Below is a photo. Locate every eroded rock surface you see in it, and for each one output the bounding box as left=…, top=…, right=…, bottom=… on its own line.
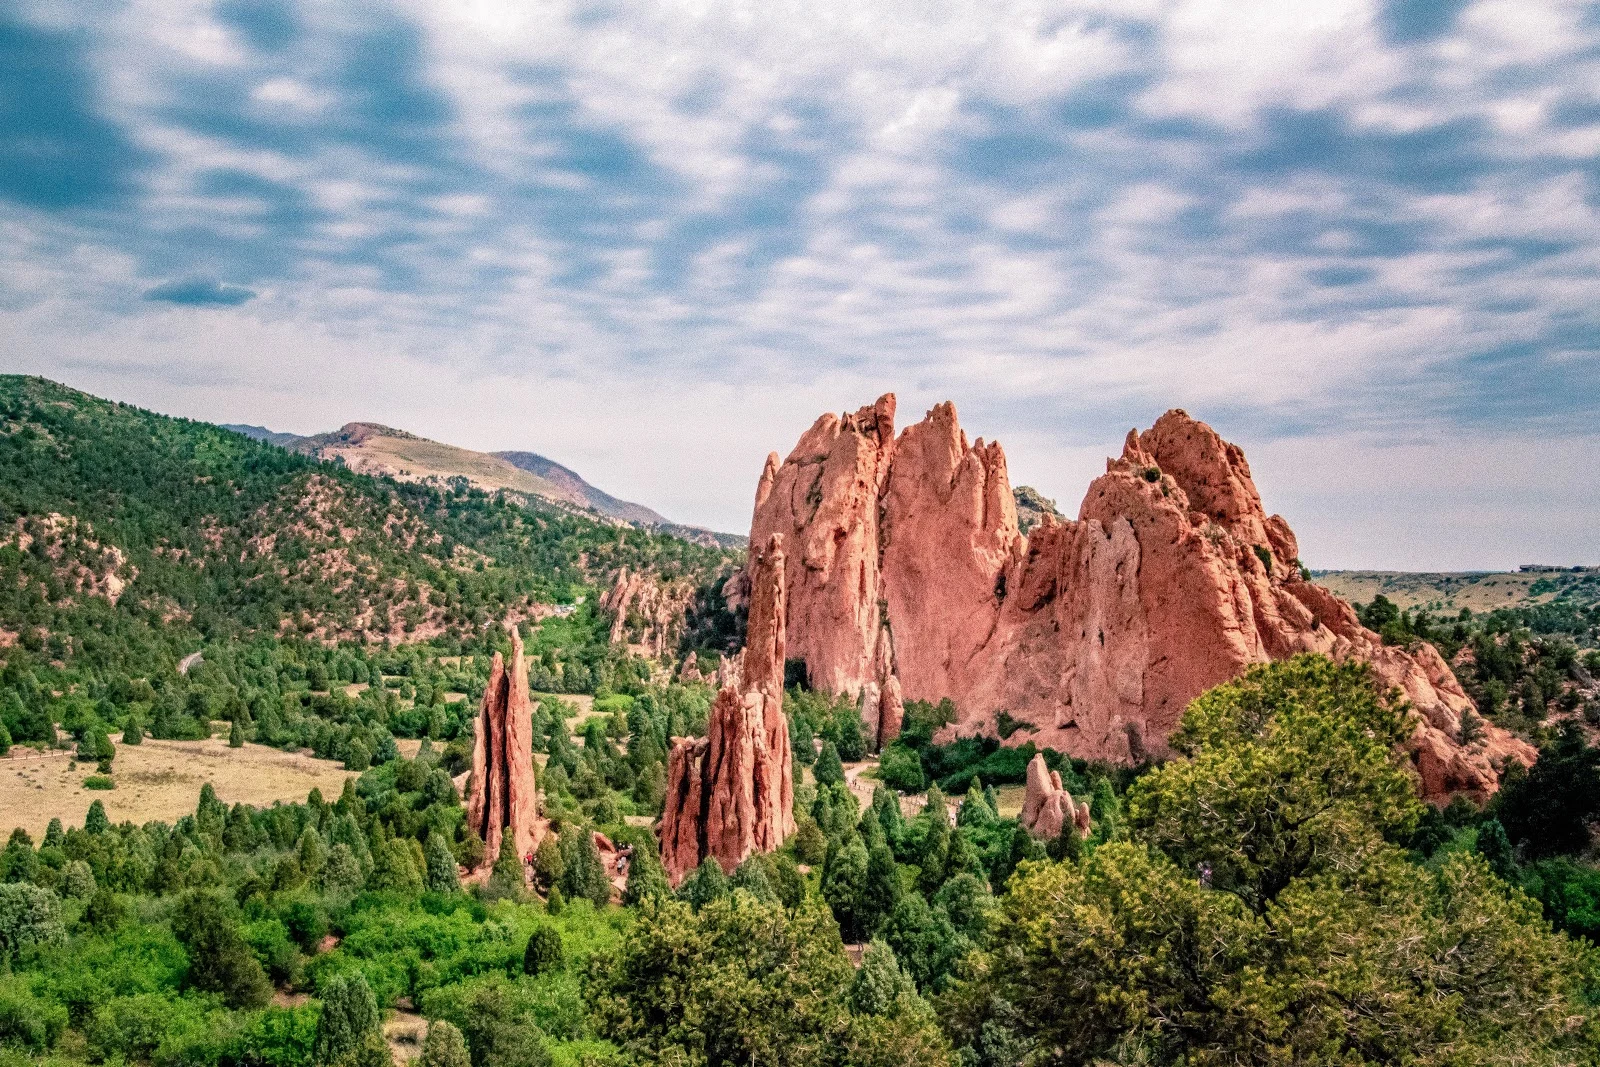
left=749, top=396, right=1534, bottom=801
left=466, top=627, right=548, bottom=866
left=600, top=568, right=695, bottom=658
left=1019, top=752, right=1091, bottom=840
left=659, top=535, right=795, bottom=885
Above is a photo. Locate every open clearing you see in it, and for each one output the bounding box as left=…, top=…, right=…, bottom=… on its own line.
left=0, top=738, right=356, bottom=839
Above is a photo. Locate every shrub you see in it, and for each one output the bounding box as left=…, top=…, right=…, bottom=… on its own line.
left=421, top=1020, right=471, bottom=1067
left=878, top=744, right=924, bottom=793
left=0, top=974, right=68, bottom=1050
left=171, top=891, right=273, bottom=1008
left=83, top=774, right=116, bottom=790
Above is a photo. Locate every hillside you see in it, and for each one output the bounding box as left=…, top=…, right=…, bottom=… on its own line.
left=225, top=421, right=743, bottom=548
left=0, top=376, right=737, bottom=676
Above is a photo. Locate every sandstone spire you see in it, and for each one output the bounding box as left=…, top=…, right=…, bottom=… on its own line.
left=749, top=396, right=1534, bottom=802
left=659, top=534, right=795, bottom=885
left=466, top=626, right=547, bottom=866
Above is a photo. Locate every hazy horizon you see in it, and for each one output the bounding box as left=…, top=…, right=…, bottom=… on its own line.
left=3, top=0, right=1597, bottom=570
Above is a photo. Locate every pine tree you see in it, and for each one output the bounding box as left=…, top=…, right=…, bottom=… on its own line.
left=523, top=925, right=564, bottom=976
left=850, top=939, right=917, bottom=1015
left=485, top=834, right=525, bottom=901
left=424, top=832, right=459, bottom=893
left=0, top=719, right=10, bottom=757
left=681, top=856, right=729, bottom=911
left=229, top=719, right=245, bottom=748
left=560, top=830, right=611, bottom=907
left=1476, top=818, right=1518, bottom=882
left=121, top=713, right=142, bottom=745
left=313, top=972, right=382, bottom=1066
left=84, top=799, right=109, bottom=835
left=814, top=741, right=845, bottom=786
left=621, top=840, right=670, bottom=905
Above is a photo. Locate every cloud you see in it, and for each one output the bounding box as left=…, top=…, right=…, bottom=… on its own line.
left=0, top=0, right=1596, bottom=563
left=143, top=278, right=258, bottom=307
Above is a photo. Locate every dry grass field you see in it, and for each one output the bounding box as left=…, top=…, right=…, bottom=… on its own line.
left=0, top=738, right=356, bottom=840
left=1311, top=570, right=1563, bottom=613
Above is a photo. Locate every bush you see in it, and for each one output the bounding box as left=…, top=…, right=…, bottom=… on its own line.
left=0, top=975, right=68, bottom=1050
left=171, top=891, right=273, bottom=1008
left=421, top=1020, right=471, bottom=1067
left=83, top=774, right=116, bottom=790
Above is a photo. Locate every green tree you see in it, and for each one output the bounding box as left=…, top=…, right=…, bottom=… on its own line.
left=590, top=895, right=855, bottom=1067
left=0, top=882, right=66, bottom=960
left=229, top=718, right=245, bottom=748
left=622, top=838, right=670, bottom=905
left=814, top=741, right=845, bottom=786
left=559, top=830, right=611, bottom=908
left=850, top=939, right=917, bottom=1015
left=120, top=712, right=142, bottom=746
left=421, top=1020, right=471, bottom=1067
left=680, top=855, right=729, bottom=911
left=522, top=925, right=563, bottom=976
left=84, top=799, right=109, bottom=835
left=484, top=834, right=525, bottom=902
left=424, top=831, right=460, bottom=893
left=1127, top=655, right=1420, bottom=913
left=314, top=972, right=382, bottom=1066
left=368, top=838, right=423, bottom=893
left=531, top=836, right=563, bottom=893
left=455, top=981, right=552, bottom=1067
left=1475, top=817, right=1518, bottom=882
left=172, top=891, right=273, bottom=1008
left=0, top=719, right=10, bottom=756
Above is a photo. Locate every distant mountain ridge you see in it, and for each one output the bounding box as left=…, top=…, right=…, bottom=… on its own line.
left=222, top=421, right=744, bottom=548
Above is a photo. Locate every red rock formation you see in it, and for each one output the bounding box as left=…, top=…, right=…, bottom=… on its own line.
left=1019, top=753, right=1091, bottom=840
left=749, top=397, right=1534, bottom=801
left=600, top=568, right=694, bottom=658
left=466, top=627, right=547, bottom=866
left=659, top=534, right=795, bottom=885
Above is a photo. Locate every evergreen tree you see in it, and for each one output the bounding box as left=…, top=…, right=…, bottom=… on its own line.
left=121, top=713, right=142, bottom=745
left=560, top=830, right=611, bottom=907
left=172, top=891, right=272, bottom=1008
left=822, top=835, right=871, bottom=941
left=850, top=939, right=917, bottom=1015
left=368, top=837, right=423, bottom=893
left=814, top=741, right=845, bottom=786
left=485, top=834, right=525, bottom=901
left=229, top=719, right=245, bottom=748
left=0, top=718, right=10, bottom=757
left=731, top=856, right=780, bottom=903
left=622, top=840, right=670, bottom=906
left=532, top=836, right=564, bottom=892
left=421, top=1020, right=471, bottom=1067
left=1477, top=818, right=1518, bottom=883
left=523, top=925, right=564, bottom=976
left=314, top=972, right=382, bottom=1066
left=681, top=856, right=728, bottom=911
left=425, top=831, right=460, bottom=893
left=861, top=839, right=902, bottom=937
left=84, top=799, right=109, bottom=835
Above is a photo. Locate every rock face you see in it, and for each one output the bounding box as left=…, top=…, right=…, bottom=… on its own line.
left=1019, top=753, right=1091, bottom=840
left=749, top=396, right=1534, bottom=801
left=466, top=627, right=547, bottom=866
left=659, top=535, right=795, bottom=885
left=600, top=568, right=695, bottom=658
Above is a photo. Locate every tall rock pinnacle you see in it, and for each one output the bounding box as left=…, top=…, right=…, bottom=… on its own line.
left=659, top=534, right=795, bottom=885
left=466, top=625, right=547, bottom=866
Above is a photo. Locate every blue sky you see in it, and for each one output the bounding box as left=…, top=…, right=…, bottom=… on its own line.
left=1, top=0, right=1597, bottom=568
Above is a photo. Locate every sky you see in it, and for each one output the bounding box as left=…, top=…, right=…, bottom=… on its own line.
left=1, top=0, right=1597, bottom=570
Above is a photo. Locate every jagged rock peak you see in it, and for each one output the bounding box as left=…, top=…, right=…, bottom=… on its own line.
left=748, top=397, right=1535, bottom=803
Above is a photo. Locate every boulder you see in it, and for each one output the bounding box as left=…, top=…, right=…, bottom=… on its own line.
left=1019, top=752, right=1090, bottom=840
left=748, top=396, right=1535, bottom=802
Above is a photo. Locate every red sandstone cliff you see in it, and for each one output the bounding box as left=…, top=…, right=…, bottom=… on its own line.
left=659, top=534, right=795, bottom=884
left=599, top=568, right=696, bottom=659
left=749, top=397, right=1534, bottom=801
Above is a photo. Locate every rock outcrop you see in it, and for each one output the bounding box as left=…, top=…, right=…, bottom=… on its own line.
left=599, top=568, right=695, bottom=658
left=748, top=396, right=1534, bottom=801
left=659, top=535, right=796, bottom=885
left=466, top=627, right=547, bottom=866
left=1019, top=753, right=1091, bottom=840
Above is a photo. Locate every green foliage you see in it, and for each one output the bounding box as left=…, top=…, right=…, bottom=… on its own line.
left=1494, top=720, right=1600, bottom=858
left=0, top=974, right=68, bottom=1050
left=523, top=926, right=564, bottom=977
left=422, top=1019, right=472, bottom=1067
left=679, top=856, right=729, bottom=912
left=485, top=835, right=526, bottom=902
left=850, top=939, right=917, bottom=1016
left=813, top=741, right=844, bottom=786
left=171, top=891, right=273, bottom=1008
left=953, top=655, right=1594, bottom=1066
left=82, top=774, right=115, bottom=790
left=1128, top=655, right=1420, bottom=912
left=0, top=883, right=66, bottom=961
left=425, top=831, right=461, bottom=893
left=558, top=831, right=611, bottom=909
left=313, top=972, right=382, bottom=1066
left=877, top=742, right=924, bottom=792
left=84, top=799, right=109, bottom=834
